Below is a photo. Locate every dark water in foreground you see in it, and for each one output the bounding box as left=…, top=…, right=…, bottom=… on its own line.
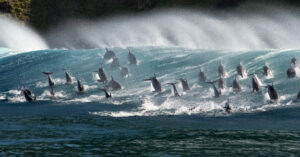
left=0, top=104, right=299, bottom=156
left=0, top=47, right=300, bottom=156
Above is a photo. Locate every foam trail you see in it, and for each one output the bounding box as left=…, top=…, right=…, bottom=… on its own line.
left=0, top=15, right=48, bottom=51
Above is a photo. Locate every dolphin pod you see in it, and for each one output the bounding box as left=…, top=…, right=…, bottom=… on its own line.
left=18, top=50, right=300, bottom=114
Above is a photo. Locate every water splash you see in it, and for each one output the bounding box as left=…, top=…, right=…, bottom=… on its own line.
left=48, top=7, right=300, bottom=50
left=0, top=15, right=48, bottom=51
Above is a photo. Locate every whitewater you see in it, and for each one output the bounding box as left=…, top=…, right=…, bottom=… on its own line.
left=0, top=7, right=300, bottom=156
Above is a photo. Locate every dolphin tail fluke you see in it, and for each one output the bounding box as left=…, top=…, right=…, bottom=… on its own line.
left=167, top=82, right=177, bottom=86
left=143, top=78, right=152, bottom=81
left=43, top=72, right=53, bottom=75
left=206, top=80, right=217, bottom=84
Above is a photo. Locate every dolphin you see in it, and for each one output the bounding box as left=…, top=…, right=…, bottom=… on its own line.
left=106, top=76, right=122, bottom=90
left=127, top=49, right=138, bottom=65
left=64, top=69, right=73, bottom=85
left=236, top=62, right=245, bottom=78
left=224, top=99, right=232, bottom=113
left=232, top=76, right=241, bottom=92
left=144, top=74, right=162, bottom=92
left=178, top=78, right=190, bottom=91
left=104, top=48, right=116, bottom=60
left=218, top=77, right=225, bottom=89
left=120, top=66, right=129, bottom=78
left=199, top=69, right=207, bottom=82
left=266, top=84, right=279, bottom=101
left=42, top=72, right=55, bottom=96
left=262, top=63, right=271, bottom=77
left=287, top=64, right=296, bottom=78
left=291, top=57, right=297, bottom=66
left=111, top=57, right=120, bottom=68
left=296, top=90, right=300, bottom=101
left=250, top=73, right=260, bottom=92
left=77, top=79, right=85, bottom=92
left=100, top=88, right=112, bottom=98
left=21, top=89, right=36, bottom=102
left=168, top=82, right=180, bottom=97
left=208, top=77, right=225, bottom=90
left=94, top=65, right=108, bottom=83
left=218, top=61, right=226, bottom=77
left=207, top=82, right=221, bottom=98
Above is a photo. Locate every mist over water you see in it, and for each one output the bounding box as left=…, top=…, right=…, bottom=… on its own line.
left=0, top=15, right=48, bottom=51
left=47, top=7, right=300, bottom=50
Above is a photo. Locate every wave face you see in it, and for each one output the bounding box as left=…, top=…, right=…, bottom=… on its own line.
left=0, top=15, right=48, bottom=51
left=1, top=48, right=300, bottom=155
left=1, top=47, right=300, bottom=118
left=48, top=7, right=300, bottom=50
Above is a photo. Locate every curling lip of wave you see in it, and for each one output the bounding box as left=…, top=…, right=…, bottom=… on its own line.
left=47, top=7, right=300, bottom=50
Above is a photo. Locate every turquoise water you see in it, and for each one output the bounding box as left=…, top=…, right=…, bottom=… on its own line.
left=0, top=47, right=300, bottom=156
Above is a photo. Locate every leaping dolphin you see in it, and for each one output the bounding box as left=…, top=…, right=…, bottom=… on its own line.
left=127, top=49, right=138, bottom=65
left=178, top=78, right=190, bottom=91
left=168, top=82, right=180, bottom=97
left=207, top=82, right=221, bottom=98
left=42, top=72, right=55, bottom=96
left=106, top=76, right=122, bottom=90
left=265, top=84, right=279, bottom=102
left=218, top=61, right=226, bottom=77
left=236, top=62, right=246, bottom=78
left=199, top=69, right=207, bottom=82
left=232, top=76, right=241, bottom=92
left=287, top=64, right=296, bottom=78
left=291, top=57, right=297, bottom=66
left=120, top=66, right=129, bottom=78
left=262, top=63, right=271, bottom=77
left=104, top=48, right=116, bottom=60
left=208, top=77, right=225, bottom=90
left=64, top=69, right=73, bottom=85
left=77, top=79, right=85, bottom=92
left=218, top=77, right=225, bottom=89
left=94, top=64, right=108, bottom=83
left=224, top=99, right=232, bottom=113
left=111, top=57, right=120, bottom=68
left=250, top=73, right=260, bottom=92
left=21, top=89, right=36, bottom=102
left=144, top=74, right=162, bottom=92
left=100, top=88, right=112, bottom=98
left=296, top=90, right=300, bottom=101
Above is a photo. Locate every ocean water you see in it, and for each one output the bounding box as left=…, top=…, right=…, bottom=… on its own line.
left=0, top=47, right=300, bottom=156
